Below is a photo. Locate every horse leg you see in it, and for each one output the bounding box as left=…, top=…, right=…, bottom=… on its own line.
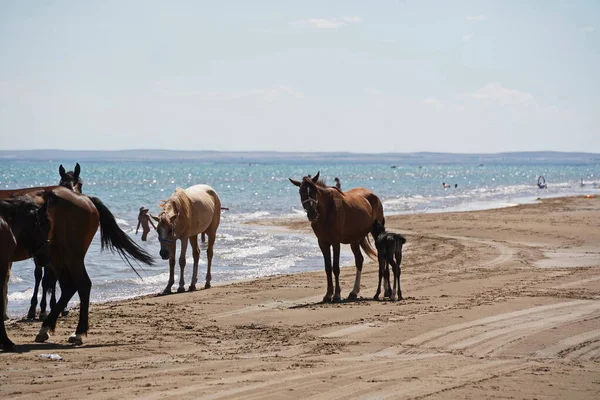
left=318, top=240, right=333, bottom=303
left=348, top=242, right=364, bottom=299
left=162, top=244, right=176, bottom=294
left=384, top=253, right=393, bottom=298
left=3, top=263, right=10, bottom=322
left=27, top=259, right=43, bottom=320
left=40, top=268, right=51, bottom=319
left=1, top=260, right=14, bottom=350
left=68, top=260, right=91, bottom=345
left=204, top=231, right=216, bottom=289
left=332, top=243, right=342, bottom=302
left=188, top=235, right=200, bottom=291
left=177, top=238, right=189, bottom=293
left=46, top=269, right=63, bottom=316
left=396, top=251, right=403, bottom=301
left=373, top=255, right=385, bottom=300
left=36, top=271, right=77, bottom=343
left=387, top=257, right=399, bottom=301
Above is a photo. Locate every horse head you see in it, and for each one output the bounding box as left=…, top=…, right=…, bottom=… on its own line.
left=371, top=218, right=386, bottom=239
left=58, top=163, right=83, bottom=193
left=289, top=171, right=321, bottom=222
left=152, top=206, right=178, bottom=260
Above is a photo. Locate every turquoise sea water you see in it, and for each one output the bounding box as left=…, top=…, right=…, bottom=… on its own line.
left=2, top=159, right=599, bottom=317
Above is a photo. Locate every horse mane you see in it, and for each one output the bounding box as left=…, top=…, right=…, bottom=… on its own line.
left=161, top=188, right=192, bottom=222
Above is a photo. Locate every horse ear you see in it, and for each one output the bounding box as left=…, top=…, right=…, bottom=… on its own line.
left=74, top=163, right=81, bottom=179
left=312, top=171, right=320, bottom=183
left=59, top=165, right=66, bottom=179
left=289, top=178, right=301, bottom=187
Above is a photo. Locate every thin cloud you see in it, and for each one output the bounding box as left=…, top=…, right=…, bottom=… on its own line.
left=581, top=26, right=595, bottom=32
left=228, top=86, right=304, bottom=102
left=295, top=16, right=362, bottom=29
left=460, top=82, right=534, bottom=105
left=422, top=98, right=445, bottom=110
left=462, top=34, right=474, bottom=41
left=466, top=15, right=488, bottom=21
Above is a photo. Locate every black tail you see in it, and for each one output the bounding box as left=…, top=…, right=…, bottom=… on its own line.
left=90, top=197, right=154, bottom=278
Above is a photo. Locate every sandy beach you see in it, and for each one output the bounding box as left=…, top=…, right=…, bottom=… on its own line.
left=2, top=195, right=600, bottom=399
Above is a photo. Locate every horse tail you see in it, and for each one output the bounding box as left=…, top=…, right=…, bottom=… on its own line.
left=360, top=235, right=377, bottom=261
left=89, top=197, right=154, bottom=278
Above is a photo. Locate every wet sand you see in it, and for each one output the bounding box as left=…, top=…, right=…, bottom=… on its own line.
left=2, top=196, right=600, bottom=399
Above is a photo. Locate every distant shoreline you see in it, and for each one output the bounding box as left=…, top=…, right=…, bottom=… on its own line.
left=1, top=149, right=599, bottom=165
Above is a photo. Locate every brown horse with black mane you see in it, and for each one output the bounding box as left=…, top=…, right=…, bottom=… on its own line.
left=289, top=172, right=384, bottom=302
left=1, top=186, right=154, bottom=351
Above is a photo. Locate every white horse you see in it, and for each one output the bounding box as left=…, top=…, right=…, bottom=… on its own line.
left=153, top=185, right=221, bottom=294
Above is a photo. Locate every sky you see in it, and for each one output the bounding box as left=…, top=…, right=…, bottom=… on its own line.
left=0, top=0, right=598, bottom=153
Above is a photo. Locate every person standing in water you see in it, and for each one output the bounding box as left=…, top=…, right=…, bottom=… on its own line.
left=334, top=177, right=341, bottom=190
left=136, top=206, right=156, bottom=241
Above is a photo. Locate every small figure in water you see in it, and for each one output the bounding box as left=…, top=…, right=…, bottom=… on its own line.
left=454, top=183, right=458, bottom=188
left=442, top=182, right=451, bottom=189
left=136, top=206, right=156, bottom=241
left=334, top=177, right=341, bottom=190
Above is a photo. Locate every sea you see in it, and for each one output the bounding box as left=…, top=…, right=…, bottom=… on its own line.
left=2, top=155, right=599, bottom=318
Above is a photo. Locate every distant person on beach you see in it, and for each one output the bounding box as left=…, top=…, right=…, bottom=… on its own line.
left=136, top=206, right=156, bottom=241
left=334, top=177, right=341, bottom=190
left=454, top=183, right=458, bottom=188
left=442, top=182, right=451, bottom=189
left=581, top=178, right=586, bottom=188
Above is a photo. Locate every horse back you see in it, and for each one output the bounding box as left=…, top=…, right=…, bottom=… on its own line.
left=45, top=187, right=99, bottom=256
left=0, top=186, right=58, bottom=202
left=183, top=185, right=221, bottom=235
left=314, top=186, right=383, bottom=244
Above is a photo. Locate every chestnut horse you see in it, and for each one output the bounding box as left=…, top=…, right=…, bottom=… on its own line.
left=1, top=186, right=154, bottom=350
left=289, top=172, right=384, bottom=302
left=153, top=185, right=221, bottom=294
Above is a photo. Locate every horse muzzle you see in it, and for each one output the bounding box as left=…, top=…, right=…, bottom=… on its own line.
left=159, top=249, right=170, bottom=260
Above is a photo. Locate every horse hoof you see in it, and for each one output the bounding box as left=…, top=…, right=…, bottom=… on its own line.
left=39, top=312, right=48, bottom=320
left=332, top=295, right=342, bottom=303
left=68, top=334, right=83, bottom=346
left=204, top=283, right=211, bottom=289
left=177, top=287, right=186, bottom=293
left=26, top=311, right=36, bottom=320
left=347, top=292, right=358, bottom=300
left=373, top=295, right=380, bottom=300
left=161, top=289, right=172, bottom=295
left=35, top=331, right=50, bottom=343
left=188, top=285, right=196, bottom=292
left=322, top=295, right=332, bottom=303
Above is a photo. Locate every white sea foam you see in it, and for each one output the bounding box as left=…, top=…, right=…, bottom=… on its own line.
left=8, top=288, right=34, bottom=301
left=115, top=217, right=129, bottom=226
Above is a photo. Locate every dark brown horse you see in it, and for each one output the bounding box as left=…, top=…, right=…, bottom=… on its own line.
left=0, top=163, right=82, bottom=321
left=1, top=186, right=154, bottom=350
left=289, top=172, right=384, bottom=302
left=372, top=219, right=406, bottom=301
left=30, top=163, right=83, bottom=319
left=0, top=196, right=50, bottom=350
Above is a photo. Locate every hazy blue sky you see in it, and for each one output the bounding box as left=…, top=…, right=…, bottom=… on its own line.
left=1, top=1, right=598, bottom=153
